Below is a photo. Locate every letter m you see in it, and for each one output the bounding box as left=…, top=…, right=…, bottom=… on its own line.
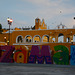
left=28, top=45, right=52, bottom=64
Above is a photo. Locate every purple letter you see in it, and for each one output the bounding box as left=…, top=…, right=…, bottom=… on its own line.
left=28, top=45, right=52, bottom=64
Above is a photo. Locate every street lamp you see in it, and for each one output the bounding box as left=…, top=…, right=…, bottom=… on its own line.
left=7, top=17, right=13, bottom=45
left=4, top=37, right=7, bottom=42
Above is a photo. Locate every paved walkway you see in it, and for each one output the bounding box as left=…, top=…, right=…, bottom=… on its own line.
left=0, top=63, right=75, bottom=75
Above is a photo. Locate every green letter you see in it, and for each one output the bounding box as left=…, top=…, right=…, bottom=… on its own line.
left=53, top=45, right=69, bottom=65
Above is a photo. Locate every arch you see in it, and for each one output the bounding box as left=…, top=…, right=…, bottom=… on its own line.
left=33, top=35, right=41, bottom=42
left=25, top=35, right=32, bottom=43
left=16, top=35, right=23, bottom=43
left=42, top=35, right=49, bottom=42
left=58, top=33, right=64, bottom=42
left=58, top=33, right=64, bottom=37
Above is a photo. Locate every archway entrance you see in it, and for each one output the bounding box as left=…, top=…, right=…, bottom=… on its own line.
left=58, top=33, right=64, bottom=42
left=42, top=35, right=49, bottom=42
left=17, top=35, right=23, bottom=43
left=25, top=35, right=32, bottom=43
left=33, top=35, right=41, bottom=43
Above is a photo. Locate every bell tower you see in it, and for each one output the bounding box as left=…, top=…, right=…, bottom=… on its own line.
left=35, top=18, right=40, bottom=29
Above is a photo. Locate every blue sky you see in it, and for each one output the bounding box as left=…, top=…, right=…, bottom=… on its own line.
left=0, top=0, right=75, bottom=29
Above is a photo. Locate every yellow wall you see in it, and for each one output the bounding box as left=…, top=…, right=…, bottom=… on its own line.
left=0, top=28, right=75, bottom=45
left=0, top=42, right=6, bottom=46
left=0, top=18, right=75, bottom=45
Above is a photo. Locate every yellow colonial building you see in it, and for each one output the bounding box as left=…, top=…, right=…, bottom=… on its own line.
left=0, top=18, right=75, bottom=63
left=0, top=18, right=75, bottom=46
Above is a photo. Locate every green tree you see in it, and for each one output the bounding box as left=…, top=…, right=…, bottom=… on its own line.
left=0, top=24, right=2, bottom=33
left=0, top=24, right=2, bottom=29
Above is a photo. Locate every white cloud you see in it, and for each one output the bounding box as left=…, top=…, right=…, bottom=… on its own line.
left=26, top=0, right=63, bottom=7
left=2, top=0, right=75, bottom=28
left=11, top=20, right=28, bottom=28
left=18, top=0, right=75, bottom=19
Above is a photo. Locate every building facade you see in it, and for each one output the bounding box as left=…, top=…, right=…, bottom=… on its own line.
left=0, top=18, right=75, bottom=64
left=0, top=18, right=75, bottom=45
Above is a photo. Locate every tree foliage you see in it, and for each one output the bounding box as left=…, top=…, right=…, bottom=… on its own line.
left=0, top=24, right=2, bottom=33
left=0, top=24, right=2, bottom=29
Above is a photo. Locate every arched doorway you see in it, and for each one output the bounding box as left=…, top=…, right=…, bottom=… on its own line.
left=42, top=35, right=49, bottom=42
left=33, top=35, right=41, bottom=42
left=25, top=35, right=32, bottom=43
left=16, top=35, right=23, bottom=43
left=58, top=33, right=64, bottom=42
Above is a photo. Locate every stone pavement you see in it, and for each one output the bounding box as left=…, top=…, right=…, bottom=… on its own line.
left=0, top=63, right=75, bottom=75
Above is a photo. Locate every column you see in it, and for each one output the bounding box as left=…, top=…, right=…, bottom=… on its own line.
left=55, top=36, right=58, bottom=43
left=64, top=35, right=66, bottom=42
left=70, top=35, right=73, bottom=42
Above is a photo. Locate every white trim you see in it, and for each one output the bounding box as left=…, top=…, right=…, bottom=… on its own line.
left=13, top=42, right=69, bottom=45
left=13, top=43, right=41, bottom=45
left=13, top=42, right=50, bottom=45
left=12, top=28, right=73, bottom=32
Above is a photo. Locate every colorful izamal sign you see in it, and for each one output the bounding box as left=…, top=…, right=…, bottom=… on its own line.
left=0, top=45, right=75, bottom=65
left=70, top=45, right=75, bottom=65
left=53, top=45, right=69, bottom=65
left=28, top=45, right=52, bottom=64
